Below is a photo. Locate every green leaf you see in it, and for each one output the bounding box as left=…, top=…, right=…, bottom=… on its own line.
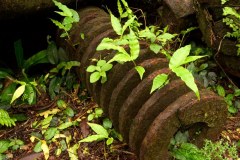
left=169, top=45, right=191, bottom=69
left=24, top=84, right=36, bottom=105
left=97, top=60, right=106, bottom=67
left=44, top=127, right=58, bottom=140
left=101, top=63, right=113, bottom=72
left=90, top=72, right=101, bottom=83
left=88, top=122, right=108, bottom=137
left=122, top=16, right=136, bottom=34
left=97, top=38, right=127, bottom=54
left=67, top=144, right=79, bottom=160
left=150, top=43, right=162, bottom=54
left=41, top=116, right=53, bottom=129
left=23, top=50, right=49, bottom=70
left=117, top=0, right=123, bottom=17
left=52, top=0, right=72, bottom=17
left=228, top=106, right=238, bottom=114
left=50, top=19, right=66, bottom=30
left=58, top=121, right=73, bottom=130
left=0, top=140, right=10, bottom=153
left=128, top=29, right=140, bottom=60
left=172, top=66, right=200, bottom=99
left=106, top=137, right=114, bottom=145
left=0, top=70, right=11, bottom=79
left=216, top=85, right=226, bottom=97
left=157, top=33, right=175, bottom=42
left=181, top=56, right=206, bottom=66
left=70, top=9, right=80, bottom=22
left=135, top=66, right=145, bottom=80
left=150, top=74, right=168, bottom=93
left=64, top=61, right=80, bottom=70
left=33, top=141, right=42, bottom=153
left=14, top=39, right=24, bottom=68
left=109, top=11, right=122, bottom=35
left=79, top=135, right=107, bottom=143
left=109, top=53, right=132, bottom=63
left=47, top=42, right=59, bottom=64
left=103, top=118, right=112, bottom=129
left=64, top=107, right=75, bottom=117
left=10, top=84, right=26, bottom=104
left=86, top=65, right=96, bottom=72
left=223, top=7, right=240, bottom=19
left=1, top=83, right=17, bottom=103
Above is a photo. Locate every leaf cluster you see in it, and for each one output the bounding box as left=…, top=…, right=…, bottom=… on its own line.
left=50, top=0, right=80, bottom=38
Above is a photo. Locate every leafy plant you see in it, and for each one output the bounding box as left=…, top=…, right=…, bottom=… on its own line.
left=80, top=118, right=122, bottom=146
left=87, top=107, right=103, bottom=121
left=50, top=0, right=80, bottom=38
left=222, top=4, right=240, bottom=55
left=0, top=109, right=16, bottom=127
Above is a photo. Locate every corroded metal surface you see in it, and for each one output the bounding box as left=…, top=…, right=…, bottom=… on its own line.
left=59, top=7, right=228, bottom=160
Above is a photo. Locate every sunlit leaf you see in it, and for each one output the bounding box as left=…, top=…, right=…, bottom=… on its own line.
left=67, top=144, right=79, bottom=160
left=33, top=141, right=42, bottom=153
left=10, top=84, right=26, bottom=104
left=128, top=29, right=139, bottom=60
left=44, top=127, right=58, bottom=140
left=122, top=16, right=136, bottom=35
left=109, top=11, right=122, bottom=35
left=150, top=43, right=162, bottom=54
left=101, top=63, right=113, bottom=72
left=88, top=123, right=108, bottom=137
left=86, top=65, right=96, bottom=72
left=135, top=66, right=145, bottom=80
left=41, top=116, right=53, bottom=129
left=52, top=0, right=72, bottom=17
left=169, top=45, right=191, bottom=69
left=90, top=72, right=101, bottom=83
left=172, top=66, right=200, bottom=99
left=58, top=122, right=73, bottom=130
left=41, top=140, right=49, bottom=160
left=150, top=74, right=168, bottom=93
left=216, top=85, right=226, bottom=97
left=109, top=53, right=131, bottom=63
left=106, top=137, right=114, bottom=145
left=39, top=109, right=60, bottom=118
left=79, top=135, right=107, bottom=143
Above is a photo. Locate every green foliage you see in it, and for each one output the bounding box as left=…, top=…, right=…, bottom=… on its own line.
left=150, top=74, right=169, bottom=93
left=0, top=109, right=16, bottom=127
left=87, top=107, right=103, bottom=121
left=222, top=5, right=240, bottom=55
left=51, top=0, right=79, bottom=38
left=80, top=118, right=122, bottom=146
left=87, top=60, right=112, bottom=84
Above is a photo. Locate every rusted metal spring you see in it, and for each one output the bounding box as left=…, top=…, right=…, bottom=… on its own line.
left=58, top=7, right=228, bottom=160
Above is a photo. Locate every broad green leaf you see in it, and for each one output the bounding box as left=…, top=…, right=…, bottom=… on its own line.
left=109, top=53, right=132, bottom=63
left=44, top=127, right=58, bottom=140
left=86, top=65, right=96, bottom=72
left=1, top=83, right=17, bottom=103
left=41, top=140, right=49, bottom=160
left=64, top=107, right=75, bottom=117
left=122, top=16, right=136, bottom=35
left=172, top=66, right=200, bottom=99
left=169, top=45, right=191, bottom=69
left=62, top=16, right=74, bottom=25
left=58, top=121, right=73, bottom=130
left=101, top=63, right=113, bottom=72
left=52, top=0, right=72, bottom=17
left=216, top=85, right=226, bottom=97
left=47, top=42, right=59, bottom=64
left=128, top=29, right=140, bottom=60
left=103, top=118, right=112, bottom=129
left=10, top=84, right=26, bottom=104
left=0, top=140, right=10, bottom=153
left=96, top=40, right=127, bottom=54
left=109, top=11, right=122, bottom=35
left=157, top=33, right=175, bottom=42
left=14, top=39, right=24, bottom=68
left=90, top=72, right=101, bottom=83
left=23, top=49, right=49, bottom=70
left=106, top=137, right=114, bottom=145
left=70, top=9, right=80, bottom=22
left=150, top=74, right=168, bottom=93
left=181, top=56, right=206, bottom=66
left=135, top=66, right=145, bottom=80
left=41, top=115, right=53, bottom=129
left=97, top=60, right=106, bottom=67
left=150, top=43, right=162, bottom=54
left=113, top=38, right=129, bottom=46
left=33, top=141, right=42, bottom=153
left=0, top=70, right=11, bottom=79
left=79, top=135, right=107, bottom=143
left=88, top=122, right=108, bottom=137
left=67, top=144, right=79, bottom=160
left=24, top=84, right=36, bottom=105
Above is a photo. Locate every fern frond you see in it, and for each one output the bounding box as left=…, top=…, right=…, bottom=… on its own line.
left=0, top=109, right=16, bottom=127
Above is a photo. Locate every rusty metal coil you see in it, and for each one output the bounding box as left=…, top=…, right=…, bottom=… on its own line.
left=58, top=7, right=228, bottom=160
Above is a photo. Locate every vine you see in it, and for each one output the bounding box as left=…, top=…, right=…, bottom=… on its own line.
left=87, top=0, right=206, bottom=98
